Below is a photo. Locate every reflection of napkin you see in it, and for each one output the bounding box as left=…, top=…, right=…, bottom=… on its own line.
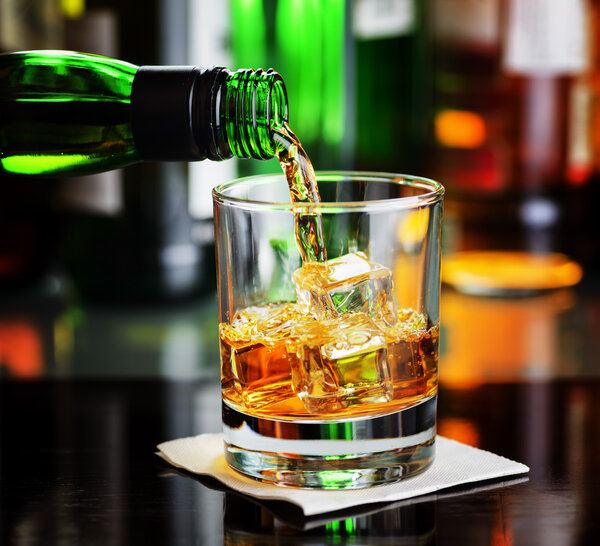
left=157, top=433, right=529, bottom=517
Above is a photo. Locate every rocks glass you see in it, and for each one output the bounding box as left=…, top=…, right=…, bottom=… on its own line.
left=213, top=172, right=444, bottom=488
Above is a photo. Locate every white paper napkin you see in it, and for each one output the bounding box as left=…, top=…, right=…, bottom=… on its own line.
left=157, top=433, right=529, bottom=517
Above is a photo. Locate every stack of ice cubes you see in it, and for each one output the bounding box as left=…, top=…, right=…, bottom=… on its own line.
left=289, top=251, right=398, bottom=413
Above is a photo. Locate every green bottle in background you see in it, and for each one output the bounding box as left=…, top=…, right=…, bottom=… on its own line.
left=228, top=0, right=431, bottom=176
left=0, top=50, right=289, bottom=177
left=229, top=0, right=351, bottom=176
left=352, top=0, right=431, bottom=174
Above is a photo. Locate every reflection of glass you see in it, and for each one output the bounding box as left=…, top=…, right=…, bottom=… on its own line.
left=214, top=172, right=443, bottom=488
left=223, top=491, right=437, bottom=544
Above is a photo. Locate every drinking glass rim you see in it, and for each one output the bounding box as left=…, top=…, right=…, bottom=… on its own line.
left=212, top=170, right=445, bottom=212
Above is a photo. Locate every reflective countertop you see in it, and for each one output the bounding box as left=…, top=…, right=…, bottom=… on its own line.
left=2, top=273, right=600, bottom=545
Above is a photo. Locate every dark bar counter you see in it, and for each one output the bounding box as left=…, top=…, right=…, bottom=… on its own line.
left=2, top=274, right=600, bottom=545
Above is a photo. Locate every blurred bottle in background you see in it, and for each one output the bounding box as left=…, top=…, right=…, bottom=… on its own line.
left=587, top=0, right=600, bottom=273
left=0, top=0, right=63, bottom=291
left=429, top=0, right=594, bottom=294
left=226, top=0, right=351, bottom=175
left=57, top=0, right=218, bottom=303
left=226, top=0, right=431, bottom=176
left=0, top=0, right=63, bottom=49
left=352, top=0, right=431, bottom=174
left=0, top=274, right=74, bottom=379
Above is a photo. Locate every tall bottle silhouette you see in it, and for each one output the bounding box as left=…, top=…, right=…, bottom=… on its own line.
left=430, top=0, right=589, bottom=294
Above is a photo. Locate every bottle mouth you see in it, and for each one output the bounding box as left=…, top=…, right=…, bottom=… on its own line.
left=220, top=68, right=289, bottom=161
left=268, top=75, right=289, bottom=135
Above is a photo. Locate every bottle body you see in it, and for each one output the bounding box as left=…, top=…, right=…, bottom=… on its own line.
left=0, top=50, right=288, bottom=177
left=0, top=51, right=139, bottom=176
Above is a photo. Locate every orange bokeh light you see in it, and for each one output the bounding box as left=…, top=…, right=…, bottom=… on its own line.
left=435, top=109, right=486, bottom=148
left=0, top=321, right=42, bottom=378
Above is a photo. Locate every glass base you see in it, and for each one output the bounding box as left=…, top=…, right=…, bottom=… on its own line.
left=222, top=394, right=436, bottom=489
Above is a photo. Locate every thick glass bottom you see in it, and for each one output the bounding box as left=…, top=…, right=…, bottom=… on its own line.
left=222, top=394, right=436, bottom=489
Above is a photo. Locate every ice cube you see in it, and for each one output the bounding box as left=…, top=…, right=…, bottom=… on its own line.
left=292, top=251, right=398, bottom=323
left=220, top=303, right=298, bottom=347
left=289, top=313, right=393, bottom=414
left=379, top=308, right=433, bottom=402
left=220, top=303, right=299, bottom=409
left=381, top=308, right=428, bottom=341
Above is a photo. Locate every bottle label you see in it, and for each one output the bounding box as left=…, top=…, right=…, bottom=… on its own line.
left=352, top=0, right=415, bottom=39
left=503, top=0, right=588, bottom=75
left=189, top=161, right=235, bottom=220
left=431, top=0, right=499, bottom=46
left=567, top=81, right=592, bottom=185
left=0, top=0, right=63, bottom=50
left=58, top=171, right=123, bottom=216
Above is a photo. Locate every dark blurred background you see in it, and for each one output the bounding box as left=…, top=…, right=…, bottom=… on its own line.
left=2, top=0, right=599, bottom=307
left=0, top=0, right=598, bottom=404
left=2, top=2, right=600, bottom=544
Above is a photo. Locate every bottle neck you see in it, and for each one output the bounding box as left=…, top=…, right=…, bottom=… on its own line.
left=130, top=66, right=288, bottom=162
left=212, top=68, right=289, bottom=160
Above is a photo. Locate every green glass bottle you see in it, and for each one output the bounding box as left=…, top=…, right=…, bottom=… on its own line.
left=0, top=50, right=288, bottom=177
